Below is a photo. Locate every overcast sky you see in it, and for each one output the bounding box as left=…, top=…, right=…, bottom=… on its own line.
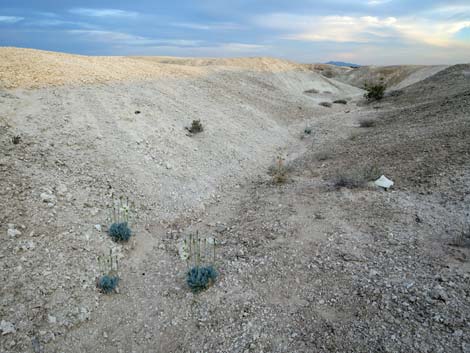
left=1, top=0, right=470, bottom=65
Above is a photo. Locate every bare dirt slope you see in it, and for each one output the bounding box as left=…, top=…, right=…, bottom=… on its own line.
left=1, top=48, right=469, bottom=353
left=308, top=63, right=448, bottom=90
left=0, top=47, right=361, bottom=352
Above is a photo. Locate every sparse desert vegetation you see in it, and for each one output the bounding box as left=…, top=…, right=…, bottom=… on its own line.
left=187, top=119, right=204, bottom=134
left=332, top=164, right=380, bottom=189
left=1, top=48, right=469, bottom=353
left=358, top=118, right=377, bottom=127
left=363, top=82, right=386, bottom=101
left=268, top=155, right=291, bottom=184
left=319, top=101, right=332, bottom=107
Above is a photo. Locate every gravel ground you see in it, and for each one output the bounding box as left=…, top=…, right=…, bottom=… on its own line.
left=0, top=49, right=469, bottom=353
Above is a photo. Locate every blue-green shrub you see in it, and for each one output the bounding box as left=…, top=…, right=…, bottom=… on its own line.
left=186, top=266, right=217, bottom=293
left=108, top=222, right=132, bottom=242
left=97, top=275, right=119, bottom=294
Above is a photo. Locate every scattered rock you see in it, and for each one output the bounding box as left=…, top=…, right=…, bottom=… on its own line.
left=48, top=315, right=57, bottom=324
left=0, top=320, right=16, bottom=335
left=40, top=192, right=56, bottom=204
left=57, top=184, right=68, bottom=196
left=374, top=175, right=394, bottom=190
left=430, top=286, right=448, bottom=302
left=8, top=228, right=21, bottom=238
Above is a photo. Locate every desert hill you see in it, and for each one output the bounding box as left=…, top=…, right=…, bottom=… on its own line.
left=1, top=47, right=469, bottom=353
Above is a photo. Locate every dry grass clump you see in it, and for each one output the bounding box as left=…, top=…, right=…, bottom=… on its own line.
left=186, top=119, right=204, bottom=133
left=332, top=165, right=381, bottom=190
left=304, top=88, right=319, bottom=94
left=358, top=118, right=376, bottom=128
left=452, top=224, right=470, bottom=247
left=333, top=173, right=365, bottom=189
left=316, top=151, right=332, bottom=161
left=319, top=102, right=332, bottom=108
left=268, top=156, right=292, bottom=184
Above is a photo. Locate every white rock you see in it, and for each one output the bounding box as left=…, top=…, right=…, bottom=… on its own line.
left=374, top=175, right=394, bottom=189
left=57, top=184, right=68, bottom=196
left=94, top=224, right=102, bottom=232
left=0, top=320, right=16, bottom=335
left=48, top=315, right=57, bottom=324
left=7, top=228, right=21, bottom=238
left=40, top=193, right=56, bottom=203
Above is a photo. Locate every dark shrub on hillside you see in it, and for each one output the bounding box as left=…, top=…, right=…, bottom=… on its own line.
left=188, top=119, right=203, bottom=133
left=364, top=83, right=386, bottom=101
left=358, top=118, right=376, bottom=128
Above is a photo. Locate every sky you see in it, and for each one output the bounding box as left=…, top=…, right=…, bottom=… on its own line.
left=0, top=0, right=470, bottom=65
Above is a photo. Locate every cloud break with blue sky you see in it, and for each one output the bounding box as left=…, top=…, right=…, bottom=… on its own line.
left=1, top=0, right=470, bottom=64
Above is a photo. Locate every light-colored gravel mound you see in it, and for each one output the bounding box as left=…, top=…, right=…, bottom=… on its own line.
left=0, top=47, right=311, bottom=89
left=0, top=47, right=205, bottom=89
left=308, top=63, right=448, bottom=90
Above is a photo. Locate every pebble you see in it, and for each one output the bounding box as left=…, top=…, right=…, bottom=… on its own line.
left=0, top=320, right=16, bottom=335
left=48, top=315, right=57, bottom=324
left=8, top=228, right=21, bottom=238
left=57, top=184, right=68, bottom=196
left=40, top=192, right=56, bottom=204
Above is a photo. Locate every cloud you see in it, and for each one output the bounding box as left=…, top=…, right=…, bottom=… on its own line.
left=67, top=29, right=267, bottom=56
left=69, top=8, right=139, bottom=18
left=67, top=30, right=201, bottom=47
left=366, top=0, right=392, bottom=6
left=172, top=22, right=243, bottom=30
left=26, top=19, right=96, bottom=29
left=425, top=5, right=470, bottom=19
left=256, top=14, right=399, bottom=43
left=112, top=42, right=269, bottom=57
left=220, top=43, right=268, bottom=52
left=255, top=12, right=470, bottom=47
left=0, top=16, right=24, bottom=24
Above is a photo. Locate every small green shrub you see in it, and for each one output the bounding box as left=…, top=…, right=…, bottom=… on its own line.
left=304, top=127, right=312, bottom=135
left=358, top=119, right=376, bottom=128
left=107, top=195, right=134, bottom=242
left=97, top=275, right=119, bottom=294
left=187, top=119, right=203, bottom=133
left=333, top=99, right=347, bottom=105
left=319, top=101, right=332, bottom=108
left=187, top=266, right=217, bottom=293
left=108, top=222, right=132, bottom=242
left=97, top=249, right=119, bottom=294
left=179, top=232, right=217, bottom=293
left=364, top=83, right=386, bottom=101
left=11, top=135, right=21, bottom=144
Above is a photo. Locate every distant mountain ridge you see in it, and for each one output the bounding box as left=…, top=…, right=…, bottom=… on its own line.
left=326, top=61, right=361, bottom=68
